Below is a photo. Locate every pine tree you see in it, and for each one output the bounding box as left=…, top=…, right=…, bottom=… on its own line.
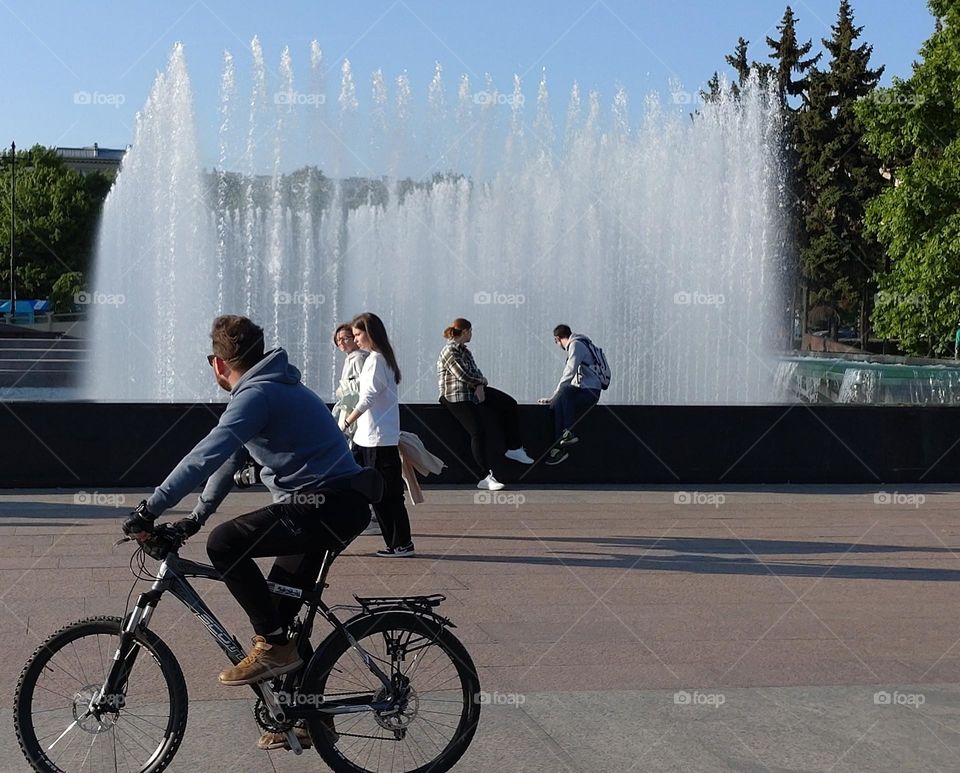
left=698, top=72, right=723, bottom=105
left=765, top=6, right=821, bottom=340
left=724, top=37, right=750, bottom=99
left=798, top=0, right=886, bottom=345
left=766, top=6, right=822, bottom=107
left=725, top=37, right=752, bottom=86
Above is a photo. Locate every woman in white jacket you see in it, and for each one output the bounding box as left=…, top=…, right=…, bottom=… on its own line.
left=341, top=312, right=414, bottom=557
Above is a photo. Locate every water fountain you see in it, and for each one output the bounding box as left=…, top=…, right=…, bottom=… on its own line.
left=86, top=41, right=787, bottom=404
left=773, top=354, right=960, bottom=405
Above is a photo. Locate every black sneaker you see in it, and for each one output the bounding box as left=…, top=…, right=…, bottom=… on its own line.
left=545, top=447, right=569, bottom=466
left=376, top=543, right=416, bottom=557
left=558, top=430, right=579, bottom=447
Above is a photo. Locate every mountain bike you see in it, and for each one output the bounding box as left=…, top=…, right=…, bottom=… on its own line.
left=13, top=523, right=482, bottom=772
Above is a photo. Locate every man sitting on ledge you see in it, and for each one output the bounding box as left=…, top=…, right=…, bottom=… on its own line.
left=539, top=323, right=604, bottom=465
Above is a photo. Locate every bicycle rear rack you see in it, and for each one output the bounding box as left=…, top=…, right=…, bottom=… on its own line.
left=354, top=593, right=446, bottom=614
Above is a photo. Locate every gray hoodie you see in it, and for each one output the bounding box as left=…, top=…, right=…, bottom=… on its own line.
left=553, top=334, right=603, bottom=395
left=147, top=348, right=360, bottom=523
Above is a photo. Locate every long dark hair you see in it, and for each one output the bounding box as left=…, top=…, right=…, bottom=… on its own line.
left=351, top=312, right=401, bottom=383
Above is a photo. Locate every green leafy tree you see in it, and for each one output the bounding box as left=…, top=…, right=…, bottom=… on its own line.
left=798, top=0, right=886, bottom=345
left=48, top=270, right=84, bottom=313
left=858, top=0, right=960, bottom=356
left=0, top=145, right=111, bottom=300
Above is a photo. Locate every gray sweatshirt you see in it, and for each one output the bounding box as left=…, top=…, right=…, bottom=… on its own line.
left=340, top=349, right=368, bottom=386
left=553, top=335, right=603, bottom=395
left=147, top=348, right=361, bottom=522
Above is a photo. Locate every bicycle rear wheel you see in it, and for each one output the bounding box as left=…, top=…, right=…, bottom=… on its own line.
left=303, top=611, right=481, bottom=773
left=14, top=615, right=188, bottom=773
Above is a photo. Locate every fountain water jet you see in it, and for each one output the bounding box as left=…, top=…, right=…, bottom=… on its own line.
left=86, top=42, right=786, bottom=404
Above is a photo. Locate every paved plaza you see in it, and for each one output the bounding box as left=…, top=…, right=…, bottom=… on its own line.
left=2, top=485, right=960, bottom=772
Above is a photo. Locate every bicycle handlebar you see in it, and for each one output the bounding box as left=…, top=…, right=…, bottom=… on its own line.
left=117, top=523, right=186, bottom=561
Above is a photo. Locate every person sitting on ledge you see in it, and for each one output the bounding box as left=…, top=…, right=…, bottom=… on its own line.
left=437, top=317, right=534, bottom=490
left=539, top=323, right=603, bottom=465
left=121, top=314, right=376, bottom=749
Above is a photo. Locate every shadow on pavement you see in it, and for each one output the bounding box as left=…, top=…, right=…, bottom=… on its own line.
left=413, top=533, right=960, bottom=581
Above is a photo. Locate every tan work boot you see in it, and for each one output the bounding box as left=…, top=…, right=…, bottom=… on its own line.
left=218, top=636, right=302, bottom=686
left=257, top=722, right=313, bottom=751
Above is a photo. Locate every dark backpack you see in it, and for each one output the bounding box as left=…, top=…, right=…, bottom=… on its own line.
left=573, top=335, right=611, bottom=390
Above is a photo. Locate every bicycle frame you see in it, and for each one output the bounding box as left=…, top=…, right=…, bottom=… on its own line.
left=94, top=547, right=402, bottom=729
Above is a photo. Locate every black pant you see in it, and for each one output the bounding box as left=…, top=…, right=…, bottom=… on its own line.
left=440, top=387, right=523, bottom=476
left=206, top=490, right=370, bottom=637
left=550, top=385, right=600, bottom=439
left=353, top=444, right=412, bottom=549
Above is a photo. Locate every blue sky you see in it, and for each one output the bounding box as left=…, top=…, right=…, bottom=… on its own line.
left=0, top=1, right=936, bottom=172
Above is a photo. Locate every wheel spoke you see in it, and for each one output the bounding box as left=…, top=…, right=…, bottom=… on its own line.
left=15, top=618, right=186, bottom=773
left=305, top=615, right=480, bottom=772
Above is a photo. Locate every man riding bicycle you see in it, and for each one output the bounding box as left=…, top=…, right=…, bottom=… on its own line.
left=122, top=315, right=375, bottom=748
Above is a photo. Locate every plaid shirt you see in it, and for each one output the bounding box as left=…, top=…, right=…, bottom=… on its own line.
left=437, top=341, right=487, bottom=402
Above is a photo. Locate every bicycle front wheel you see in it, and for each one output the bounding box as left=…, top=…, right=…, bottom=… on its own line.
left=303, top=610, right=481, bottom=773
left=14, top=615, right=188, bottom=773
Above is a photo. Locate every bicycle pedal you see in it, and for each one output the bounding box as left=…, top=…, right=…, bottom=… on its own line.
left=285, top=729, right=303, bottom=755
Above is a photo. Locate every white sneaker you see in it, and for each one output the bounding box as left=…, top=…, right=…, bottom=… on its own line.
left=477, top=472, right=505, bottom=491
left=504, top=447, right=535, bottom=465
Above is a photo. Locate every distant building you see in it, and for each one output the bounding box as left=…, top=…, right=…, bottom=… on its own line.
left=56, top=144, right=126, bottom=178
